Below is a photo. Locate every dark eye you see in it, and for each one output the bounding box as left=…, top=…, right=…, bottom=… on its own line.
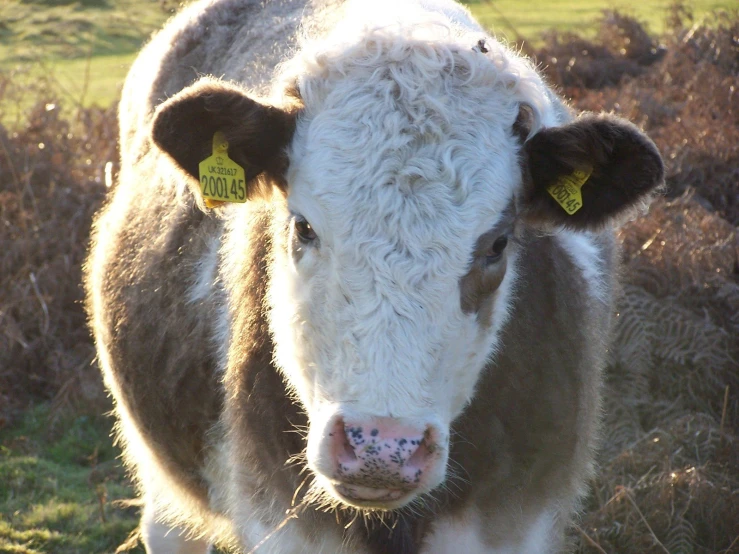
left=294, top=217, right=317, bottom=243
left=485, top=236, right=508, bottom=264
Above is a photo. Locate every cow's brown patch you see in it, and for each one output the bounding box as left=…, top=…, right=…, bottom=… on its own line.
left=85, top=162, right=225, bottom=507
left=459, top=207, right=516, bottom=324
left=446, top=230, right=616, bottom=549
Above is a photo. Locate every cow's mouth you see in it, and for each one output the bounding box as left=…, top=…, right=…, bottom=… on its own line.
left=332, top=482, right=416, bottom=509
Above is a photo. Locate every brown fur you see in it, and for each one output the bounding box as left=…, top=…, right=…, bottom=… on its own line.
left=85, top=157, right=224, bottom=506
left=453, top=231, right=616, bottom=549
left=459, top=207, right=516, bottom=324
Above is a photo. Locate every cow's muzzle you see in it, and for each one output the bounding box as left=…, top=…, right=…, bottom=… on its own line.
left=310, top=413, right=447, bottom=509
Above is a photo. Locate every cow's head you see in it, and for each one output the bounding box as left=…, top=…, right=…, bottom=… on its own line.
left=152, top=30, right=662, bottom=511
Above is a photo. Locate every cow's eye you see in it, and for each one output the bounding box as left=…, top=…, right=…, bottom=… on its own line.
left=485, top=236, right=508, bottom=264
left=294, top=217, right=317, bottom=243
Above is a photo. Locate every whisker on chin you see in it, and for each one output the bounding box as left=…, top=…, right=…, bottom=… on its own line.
left=291, top=475, right=311, bottom=507
left=444, top=458, right=471, bottom=496
left=246, top=499, right=307, bottom=554
left=344, top=509, right=361, bottom=529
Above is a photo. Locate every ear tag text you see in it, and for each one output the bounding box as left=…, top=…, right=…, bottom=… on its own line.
left=547, top=168, right=592, bottom=215
left=198, top=131, right=247, bottom=207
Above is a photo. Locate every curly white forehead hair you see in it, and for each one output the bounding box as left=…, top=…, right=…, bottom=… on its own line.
left=280, top=0, right=559, bottom=125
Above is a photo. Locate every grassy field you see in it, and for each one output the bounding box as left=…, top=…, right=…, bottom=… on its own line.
left=0, top=0, right=170, bottom=118
left=0, top=406, right=142, bottom=554
left=0, top=0, right=734, bottom=112
left=465, top=0, right=736, bottom=43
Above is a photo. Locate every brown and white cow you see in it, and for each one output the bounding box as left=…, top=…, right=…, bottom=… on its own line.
left=85, top=0, right=663, bottom=552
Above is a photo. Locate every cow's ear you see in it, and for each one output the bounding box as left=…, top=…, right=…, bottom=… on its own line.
left=151, top=77, right=297, bottom=207
left=518, top=113, right=664, bottom=229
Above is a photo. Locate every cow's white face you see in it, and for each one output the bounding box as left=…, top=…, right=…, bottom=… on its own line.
left=266, top=33, right=535, bottom=508
left=152, top=6, right=663, bottom=514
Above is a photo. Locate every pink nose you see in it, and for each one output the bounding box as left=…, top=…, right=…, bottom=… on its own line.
left=329, top=417, right=436, bottom=500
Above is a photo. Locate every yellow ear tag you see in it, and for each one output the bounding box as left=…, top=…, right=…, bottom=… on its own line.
left=198, top=131, right=247, bottom=208
left=546, top=167, right=592, bottom=215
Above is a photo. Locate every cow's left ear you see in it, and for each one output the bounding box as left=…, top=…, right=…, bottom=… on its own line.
left=519, top=113, right=664, bottom=229
left=151, top=77, right=298, bottom=207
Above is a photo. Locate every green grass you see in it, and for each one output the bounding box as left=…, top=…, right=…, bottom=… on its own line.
left=0, top=0, right=735, bottom=112
left=0, top=0, right=169, bottom=61
left=464, top=0, right=736, bottom=44
left=0, top=405, right=143, bottom=554
left=41, top=53, right=136, bottom=108
left=0, top=0, right=171, bottom=112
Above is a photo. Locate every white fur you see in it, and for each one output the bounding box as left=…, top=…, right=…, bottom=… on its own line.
left=517, top=509, right=559, bottom=554
left=558, top=231, right=607, bottom=304
left=141, top=506, right=212, bottom=554
left=265, top=0, right=566, bottom=504
left=229, top=497, right=343, bottom=554
left=187, top=236, right=220, bottom=305
left=212, top=441, right=361, bottom=554
left=422, top=512, right=489, bottom=554
left=422, top=508, right=558, bottom=553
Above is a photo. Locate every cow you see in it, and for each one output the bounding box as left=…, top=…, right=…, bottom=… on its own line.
left=84, top=0, right=664, bottom=552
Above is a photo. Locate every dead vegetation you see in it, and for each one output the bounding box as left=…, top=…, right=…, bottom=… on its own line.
left=0, top=74, right=113, bottom=425
left=530, top=5, right=739, bottom=552
left=0, top=5, right=737, bottom=553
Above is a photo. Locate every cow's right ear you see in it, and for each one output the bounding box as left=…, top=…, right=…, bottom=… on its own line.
left=518, top=113, right=664, bottom=230
left=151, top=77, right=297, bottom=207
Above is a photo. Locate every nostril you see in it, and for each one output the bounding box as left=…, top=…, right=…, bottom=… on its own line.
left=407, top=436, right=431, bottom=469
left=330, top=418, right=357, bottom=465
left=338, top=434, right=357, bottom=464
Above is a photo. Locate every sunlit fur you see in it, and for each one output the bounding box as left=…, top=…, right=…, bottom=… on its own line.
left=86, top=0, right=655, bottom=551
left=266, top=0, right=566, bottom=504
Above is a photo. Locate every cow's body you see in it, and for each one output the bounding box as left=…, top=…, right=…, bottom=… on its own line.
left=86, top=0, right=663, bottom=552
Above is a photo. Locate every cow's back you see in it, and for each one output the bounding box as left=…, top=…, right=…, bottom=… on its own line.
left=118, top=0, right=345, bottom=158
